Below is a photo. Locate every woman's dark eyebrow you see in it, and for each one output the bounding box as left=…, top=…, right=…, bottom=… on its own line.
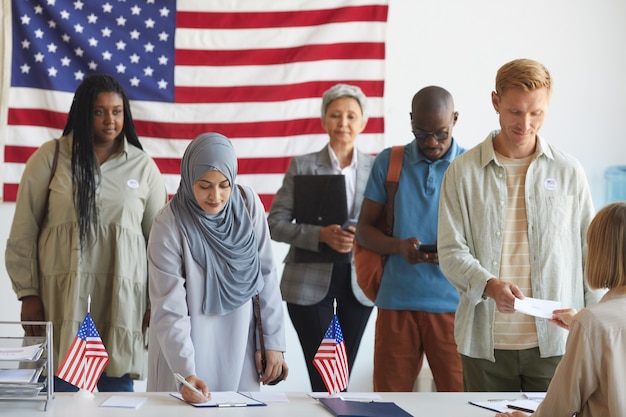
left=196, top=178, right=230, bottom=185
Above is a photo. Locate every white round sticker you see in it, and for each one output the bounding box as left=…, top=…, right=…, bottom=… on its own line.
left=127, top=179, right=139, bottom=189
left=544, top=178, right=557, bottom=191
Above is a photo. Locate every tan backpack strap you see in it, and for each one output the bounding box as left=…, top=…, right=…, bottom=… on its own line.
left=383, top=146, right=404, bottom=236
left=387, top=145, right=404, bottom=183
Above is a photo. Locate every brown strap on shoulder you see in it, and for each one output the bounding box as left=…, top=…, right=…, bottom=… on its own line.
left=382, top=146, right=404, bottom=235
left=254, top=294, right=265, bottom=347
left=387, top=145, right=404, bottom=183
left=254, top=294, right=267, bottom=364
left=236, top=183, right=247, bottom=205
left=39, top=139, right=60, bottom=227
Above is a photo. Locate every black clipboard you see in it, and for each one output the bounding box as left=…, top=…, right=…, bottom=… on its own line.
left=293, top=175, right=350, bottom=263
left=318, top=397, right=414, bottom=417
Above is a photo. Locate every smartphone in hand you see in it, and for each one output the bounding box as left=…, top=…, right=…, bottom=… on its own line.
left=342, top=218, right=357, bottom=233
left=417, top=244, right=437, bottom=253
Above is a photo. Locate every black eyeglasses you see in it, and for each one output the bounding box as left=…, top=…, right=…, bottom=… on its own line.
left=412, top=129, right=450, bottom=141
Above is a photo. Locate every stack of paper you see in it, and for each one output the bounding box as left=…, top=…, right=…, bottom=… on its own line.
left=0, top=344, right=44, bottom=361
left=0, top=369, right=39, bottom=383
left=100, top=396, right=148, bottom=409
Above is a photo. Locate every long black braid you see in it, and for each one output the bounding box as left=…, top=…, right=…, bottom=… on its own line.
left=62, top=74, right=144, bottom=251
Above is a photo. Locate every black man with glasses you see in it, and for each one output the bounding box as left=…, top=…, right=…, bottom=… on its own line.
left=356, top=86, right=465, bottom=392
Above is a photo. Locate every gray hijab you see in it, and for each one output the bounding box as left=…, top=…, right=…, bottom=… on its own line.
left=170, top=132, right=263, bottom=315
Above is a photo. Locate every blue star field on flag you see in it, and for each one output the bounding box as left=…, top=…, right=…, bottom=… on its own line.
left=11, top=0, right=176, bottom=101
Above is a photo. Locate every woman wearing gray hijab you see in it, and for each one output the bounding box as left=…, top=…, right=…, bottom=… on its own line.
left=147, top=132, right=288, bottom=402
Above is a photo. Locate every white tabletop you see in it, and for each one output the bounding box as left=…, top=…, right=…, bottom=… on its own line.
left=0, top=391, right=531, bottom=416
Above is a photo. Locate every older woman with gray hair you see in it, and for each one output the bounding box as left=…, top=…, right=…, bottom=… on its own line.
left=267, top=83, right=374, bottom=392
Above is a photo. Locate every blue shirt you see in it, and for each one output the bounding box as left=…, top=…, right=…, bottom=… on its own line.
left=363, top=138, right=465, bottom=312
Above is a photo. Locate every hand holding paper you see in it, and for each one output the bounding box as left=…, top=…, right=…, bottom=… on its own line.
left=484, top=278, right=526, bottom=313
left=549, top=308, right=577, bottom=330
left=514, top=297, right=561, bottom=318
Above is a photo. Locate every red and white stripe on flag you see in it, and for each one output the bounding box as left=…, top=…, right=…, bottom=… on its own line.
left=313, top=315, right=349, bottom=395
left=55, top=313, right=110, bottom=392
left=2, top=0, right=388, bottom=208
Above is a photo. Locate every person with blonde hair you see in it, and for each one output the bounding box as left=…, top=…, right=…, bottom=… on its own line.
left=438, top=59, right=604, bottom=392
left=496, top=202, right=626, bottom=416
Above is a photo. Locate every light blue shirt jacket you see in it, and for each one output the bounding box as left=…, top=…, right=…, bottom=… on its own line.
left=438, top=131, right=604, bottom=361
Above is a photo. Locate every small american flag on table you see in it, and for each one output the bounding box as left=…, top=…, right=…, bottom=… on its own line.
left=55, top=312, right=109, bottom=392
left=313, top=314, right=349, bottom=395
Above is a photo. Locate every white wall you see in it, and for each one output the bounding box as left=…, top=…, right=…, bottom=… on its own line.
left=1, top=0, right=625, bottom=392
left=383, top=0, right=626, bottom=209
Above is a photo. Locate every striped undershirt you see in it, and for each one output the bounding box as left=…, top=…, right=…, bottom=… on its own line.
left=493, top=151, right=538, bottom=350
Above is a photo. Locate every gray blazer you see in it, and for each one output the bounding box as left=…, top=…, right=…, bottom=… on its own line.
left=267, top=145, right=374, bottom=307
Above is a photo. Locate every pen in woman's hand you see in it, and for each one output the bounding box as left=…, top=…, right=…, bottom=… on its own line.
left=173, top=373, right=207, bottom=398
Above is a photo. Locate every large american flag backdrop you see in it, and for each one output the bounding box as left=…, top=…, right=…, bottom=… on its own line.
left=0, top=0, right=388, bottom=208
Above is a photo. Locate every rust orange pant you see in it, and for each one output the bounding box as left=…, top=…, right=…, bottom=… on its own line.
left=373, top=309, right=463, bottom=392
